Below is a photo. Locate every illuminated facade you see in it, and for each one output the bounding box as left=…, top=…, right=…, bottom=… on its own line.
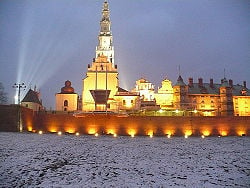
left=173, top=77, right=249, bottom=116
left=82, top=1, right=119, bottom=111
left=114, top=87, right=140, bottom=112
left=154, top=78, right=174, bottom=109
left=61, top=1, right=249, bottom=116
left=56, top=80, right=78, bottom=111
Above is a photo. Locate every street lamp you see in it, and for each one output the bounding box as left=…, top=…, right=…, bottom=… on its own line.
left=12, top=83, right=26, bottom=132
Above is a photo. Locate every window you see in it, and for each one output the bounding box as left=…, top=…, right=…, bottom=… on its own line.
left=123, top=100, right=126, bottom=105
left=131, top=100, right=134, bottom=104
left=64, top=100, right=68, bottom=107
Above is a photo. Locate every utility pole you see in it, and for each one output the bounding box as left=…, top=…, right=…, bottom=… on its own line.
left=13, top=83, right=26, bottom=132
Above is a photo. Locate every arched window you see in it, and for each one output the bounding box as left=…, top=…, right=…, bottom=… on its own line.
left=64, top=100, right=68, bottom=107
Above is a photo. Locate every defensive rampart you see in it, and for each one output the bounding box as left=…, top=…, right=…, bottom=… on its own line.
left=1, top=105, right=249, bottom=136
left=32, top=113, right=249, bottom=136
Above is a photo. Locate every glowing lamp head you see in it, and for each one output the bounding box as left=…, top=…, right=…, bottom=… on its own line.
left=75, top=132, right=80, bottom=136
left=184, top=135, right=189, bottom=138
left=167, top=134, right=171, bottom=138
left=58, top=131, right=62, bottom=135
left=95, top=133, right=99, bottom=137
left=201, top=135, right=205, bottom=139
left=38, top=130, right=43, bottom=135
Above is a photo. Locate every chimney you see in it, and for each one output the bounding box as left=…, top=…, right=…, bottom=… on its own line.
left=188, top=77, right=193, bottom=87
left=243, top=81, right=246, bottom=88
left=229, top=79, right=233, bottom=87
left=198, top=78, right=203, bottom=87
left=210, top=78, right=214, bottom=88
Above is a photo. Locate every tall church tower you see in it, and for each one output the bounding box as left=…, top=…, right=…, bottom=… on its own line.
left=96, top=1, right=114, bottom=64
left=82, top=1, right=119, bottom=112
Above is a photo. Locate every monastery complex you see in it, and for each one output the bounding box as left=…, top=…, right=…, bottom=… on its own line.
left=22, top=1, right=250, bottom=117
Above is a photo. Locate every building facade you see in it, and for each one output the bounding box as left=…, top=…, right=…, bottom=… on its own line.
left=172, top=77, right=249, bottom=116
left=21, top=87, right=43, bottom=111
left=56, top=80, right=78, bottom=111
left=82, top=1, right=119, bottom=111
left=55, top=1, right=250, bottom=116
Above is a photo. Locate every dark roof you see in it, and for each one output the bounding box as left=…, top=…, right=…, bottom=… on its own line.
left=188, top=83, right=249, bottom=96
left=174, top=75, right=186, bottom=86
left=118, top=87, right=128, bottom=92
left=116, top=87, right=139, bottom=96
left=22, top=89, right=42, bottom=105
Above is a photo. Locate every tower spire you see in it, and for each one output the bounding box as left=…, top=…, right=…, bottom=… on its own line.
left=96, top=0, right=114, bottom=64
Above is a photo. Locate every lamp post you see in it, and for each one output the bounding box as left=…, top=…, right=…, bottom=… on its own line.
left=13, top=83, right=26, bottom=132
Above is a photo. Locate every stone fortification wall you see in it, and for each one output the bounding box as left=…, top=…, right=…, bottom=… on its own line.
left=1, top=105, right=249, bottom=136
left=31, top=113, right=249, bottom=136
left=0, top=105, right=34, bottom=132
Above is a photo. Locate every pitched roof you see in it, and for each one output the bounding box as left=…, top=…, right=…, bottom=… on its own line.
left=188, top=83, right=249, bottom=96
left=22, top=89, right=42, bottom=105
left=174, top=75, right=186, bottom=86
left=118, top=87, right=128, bottom=92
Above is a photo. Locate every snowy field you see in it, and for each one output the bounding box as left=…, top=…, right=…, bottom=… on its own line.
left=0, top=132, right=249, bottom=187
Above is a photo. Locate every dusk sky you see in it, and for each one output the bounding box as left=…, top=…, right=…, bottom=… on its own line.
left=0, top=0, right=249, bottom=109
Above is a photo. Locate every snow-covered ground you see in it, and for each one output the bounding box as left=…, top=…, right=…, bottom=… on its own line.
left=0, top=132, right=249, bottom=187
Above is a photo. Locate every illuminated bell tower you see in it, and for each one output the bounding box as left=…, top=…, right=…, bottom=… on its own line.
left=96, top=0, right=114, bottom=65
left=82, top=0, right=118, bottom=112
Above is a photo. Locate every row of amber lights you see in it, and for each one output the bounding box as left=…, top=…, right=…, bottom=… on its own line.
left=36, top=130, right=246, bottom=138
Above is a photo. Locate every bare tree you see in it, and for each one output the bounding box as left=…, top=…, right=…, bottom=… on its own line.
left=0, top=82, right=7, bottom=104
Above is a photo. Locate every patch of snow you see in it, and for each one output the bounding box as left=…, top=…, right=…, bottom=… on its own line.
left=0, top=133, right=249, bottom=187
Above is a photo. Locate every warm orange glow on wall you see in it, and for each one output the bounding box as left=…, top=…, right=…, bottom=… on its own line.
left=49, top=126, right=58, bottom=133
left=184, top=130, right=192, bottom=136
left=147, top=130, right=154, bottom=138
left=220, top=130, right=228, bottom=136
left=164, top=130, right=175, bottom=136
left=237, top=130, right=246, bottom=136
left=106, top=128, right=116, bottom=135
left=65, top=127, right=76, bottom=134
left=88, top=127, right=97, bottom=135
left=27, top=126, right=33, bottom=132
left=128, top=129, right=136, bottom=137
left=201, top=130, right=211, bottom=136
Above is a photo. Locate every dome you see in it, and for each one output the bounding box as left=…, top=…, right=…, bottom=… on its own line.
left=61, top=80, right=75, bottom=93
